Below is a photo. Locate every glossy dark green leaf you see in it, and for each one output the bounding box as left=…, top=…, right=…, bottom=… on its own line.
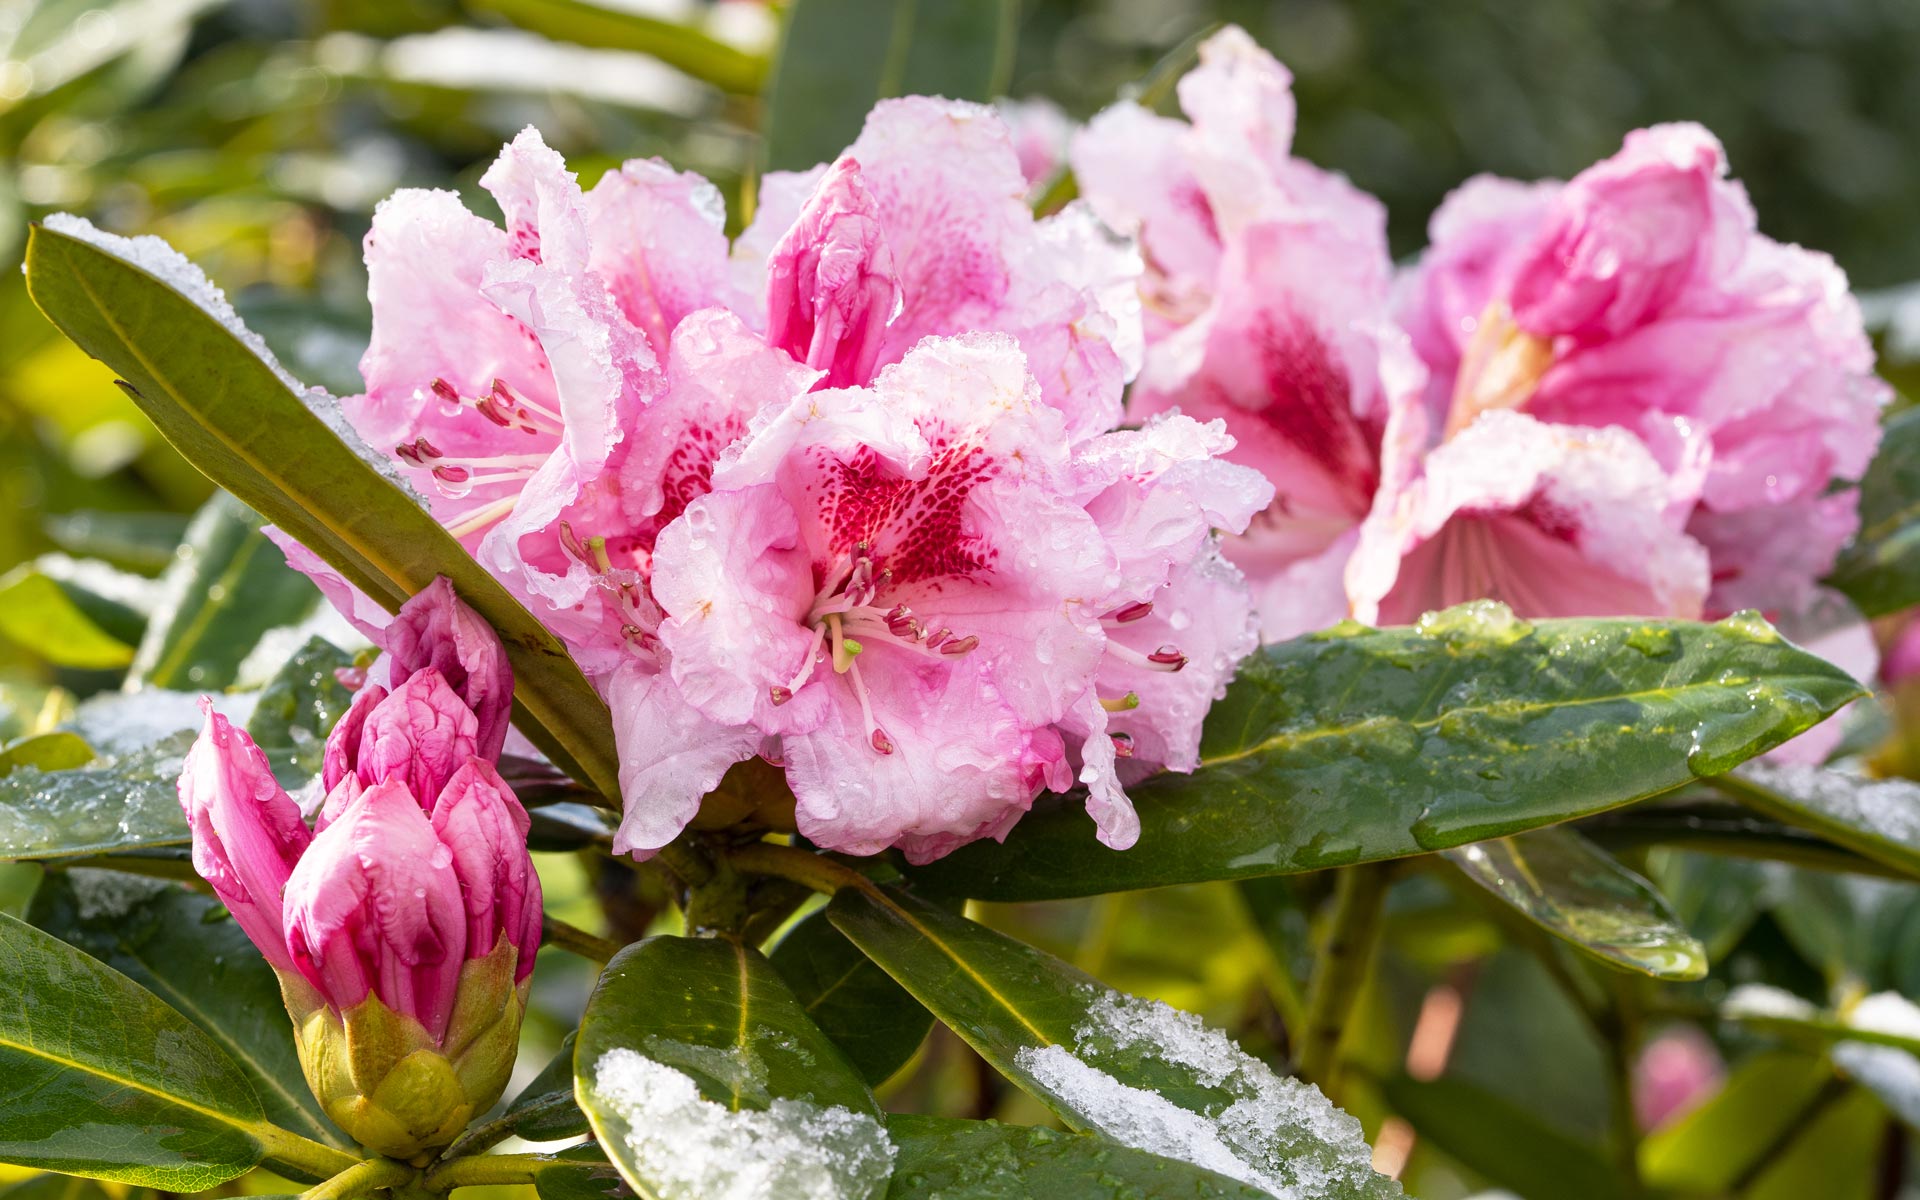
left=23, top=225, right=620, bottom=801
left=0, top=559, right=144, bottom=669
left=1709, top=762, right=1920, bottom=880
left=245, top=635, right=354, bottom=788
left=127, top=492, right=318, bottom=691
left=504, top=1032, right=590, bottom=1143
left=575, top=935, right=892, bottom=1200
left=884, top=1115, right=1273, bottom=1199
left=27, top=871, right=346, bottom=1148
left=0, top=733, right=93, bottom=777
left=0, top=732, right=191, bottom=861
left=908, top=607, right=1862, bottom=900
left=0, top=911, right=268, bottom=1188
left=1378, top=1074, right=1621, bottom=1200
left=828, top=885, right=1401, bottom=1198
left=771, top=906, right=933, bottom=1087
left=1828, top=404, right=1920, bottom=617
left=527, top=802, right=617, bottom=852
left=42, top=508, right=191, bottom=574
left=528, top=1143, right=634, bottom=1200
left=1445, top=827, right=1706, bottom=979
left=761, top=0, right=1017, bottom=171
left=470, top=0, right=764, bottom=92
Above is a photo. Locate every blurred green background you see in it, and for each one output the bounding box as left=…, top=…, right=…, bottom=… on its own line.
left=4, top=3, right=1920, bottom=1197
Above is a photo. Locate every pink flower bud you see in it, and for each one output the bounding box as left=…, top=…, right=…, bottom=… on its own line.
left=430, top=760, right=543, bottom=984
left=1633, top=1026, right=1724, bottom=1131
left=349, top=669, right=480, bottom=808
left=283, top=779, right=469, bottom=1040
left=176, top=700, right=311, bottom=971
left=765, top=157, right=901, bottom=389
left=386, top=576, right=515, bottom=761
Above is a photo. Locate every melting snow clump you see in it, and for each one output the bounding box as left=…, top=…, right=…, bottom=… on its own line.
left=1721, top=983, right=1820, bottom=1023
left=591, top=1048, right=894, bottom=1200
left=1737, top=763, right=1920, bottom=847
left=1850, top=991, right=1920, bottom=1040
left=1015, top=989, right=1398, bottom=1199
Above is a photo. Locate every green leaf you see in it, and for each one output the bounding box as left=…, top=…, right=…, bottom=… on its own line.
left=245, top=635, right=355, bottom=788
left=1445, top=827, right=1706, bottom=979
left=1377, top=1074, right=1621, bottom=1200
left=1828, top=404, right=1920, bottom=617
left=22, top=224, right=620, bottom=801
left=42, top=509, right=191, bottom=575
left=771, top=906, right=933, bottom=1088
left=760, top=0, right=1017, bottom=171
left=0, top=1174, right=115, bottom=1200
left=27, top=871, right=347, bottom=1149
left=528, top=1144, right=634, bottom=1200
left=127, top=492, right=319, bottom=691
left=1708, top=763, right=1920, bottom=880
left=907, top=606, right=1862, bottom=900
left=0, top=911, right=267, bottom=1188
left=1640, top=1050, right=1835, bottom=1193
left=468, top=0, right=765, bottom=92
left=0, top=732, right=191, bottom=861
left=828, top=885, right=1401, bottom=1198
left=0, top=559, right=144, bottom=669
left=503, top=1032, right=590, bottom=1144
left=0, top=732, right=94, bottom=777
left=883, top=1115, right=1274, bottom=1199
left=575, top=935, right=893, bottom=1200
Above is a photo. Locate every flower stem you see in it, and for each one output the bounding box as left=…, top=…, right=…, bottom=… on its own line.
left=1298, top=862, right=1390, bottom=1094
left=253, top=1125, right=366, bottom=1187
left=294, top=1154, right=415, bottom=1200
left=422, top=1152, right=550, bottom=1192
left=726, top=840, right=875, bottom=897
left=540, top=914, right=621, bottom=963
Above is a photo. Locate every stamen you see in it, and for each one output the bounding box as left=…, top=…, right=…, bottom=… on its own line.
left=1108, top=600, right=1154, bottom=624
left=1106, top=641, right=1188, bottom=672
left=559, top=520, right=590, bottom=564
left=1099, top=692, right=1141, bottom=713
left=939, top=634, right=979, bottom=657
left=769, top=685, right=792, bottom=706
left=784, top=624, right=830, bottom=696
left=445, top=494, right=518, bottom=539
left=845, top=656, right=892, bottom=756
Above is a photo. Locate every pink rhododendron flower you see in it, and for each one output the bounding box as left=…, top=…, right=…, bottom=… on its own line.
left=1391, top=122, right=1889, bottom=619
left=1633, top=1027, right=1725, bottom=1131
left=295, top=97, right=1263, bottom=864
left=997, top=96, right=1073, bottom=195
left=1071, top=26, right=1423, bottom=640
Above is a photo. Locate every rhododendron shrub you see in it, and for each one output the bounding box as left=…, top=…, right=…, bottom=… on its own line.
left=6, top=11, right=1906, bottom=1200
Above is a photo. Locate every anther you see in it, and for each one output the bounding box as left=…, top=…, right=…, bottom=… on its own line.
left=1110, top=731, right=1135, bottom=758
left=1112, top=600, right=1154, bottom=623
left=939, top=634, right=979, bottom=657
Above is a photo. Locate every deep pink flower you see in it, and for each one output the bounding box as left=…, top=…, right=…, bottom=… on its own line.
left=177, top=580, right=540, bottom=1040
left=386, top=575, right=515, bottom=760
left=177, top=700, right=312, bottom=971
left=1395, top=123, right=1889, bottom=618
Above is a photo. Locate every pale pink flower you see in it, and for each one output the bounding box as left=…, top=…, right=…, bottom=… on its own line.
left=996, top=96, right=1073, bottom=195
left=1634, top=1027, right=1725, bottom=1131
left=1071, top=27, right=1421, bottom=641
left=1395, top=123, right=1888, bottom=618
left=629, top=335, right=1112, bottom=861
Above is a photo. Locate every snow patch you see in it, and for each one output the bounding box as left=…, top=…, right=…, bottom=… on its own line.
left=1737, top=762, right=1920, bottom=848
left=1015, top=989, right=1393, bottom=1199
left=1721, top=983, right=1820, bottom=1023
left=68, top=867, right=170, bottom=921
left=589, top=1048, right=894, bottom=1200
left=70, top=689, right=256, bottom=754
left=1849, top=991, right=1920, bottom=1041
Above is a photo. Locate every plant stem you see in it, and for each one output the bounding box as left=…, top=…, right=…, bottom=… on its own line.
left=727, top=840, right=875, bottom=897
left=295, top=1154, right=415, bottom=1200
left=541, top=914, right=621, bottom=963
left=422, top=1152, right=550, bottom=1192
left=654, top=837, right=714, bottom=889
left=253, top=1125, right=367, bottom=1187
left=1298, top=862, right=1390, bottom=1093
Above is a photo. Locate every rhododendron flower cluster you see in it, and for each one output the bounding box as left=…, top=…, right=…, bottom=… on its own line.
left=308, top=97, right=1270, bottom=862
left=1073, top=26, right=1888, bottom=643
left=176, top=577, right=539, bottom=1159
